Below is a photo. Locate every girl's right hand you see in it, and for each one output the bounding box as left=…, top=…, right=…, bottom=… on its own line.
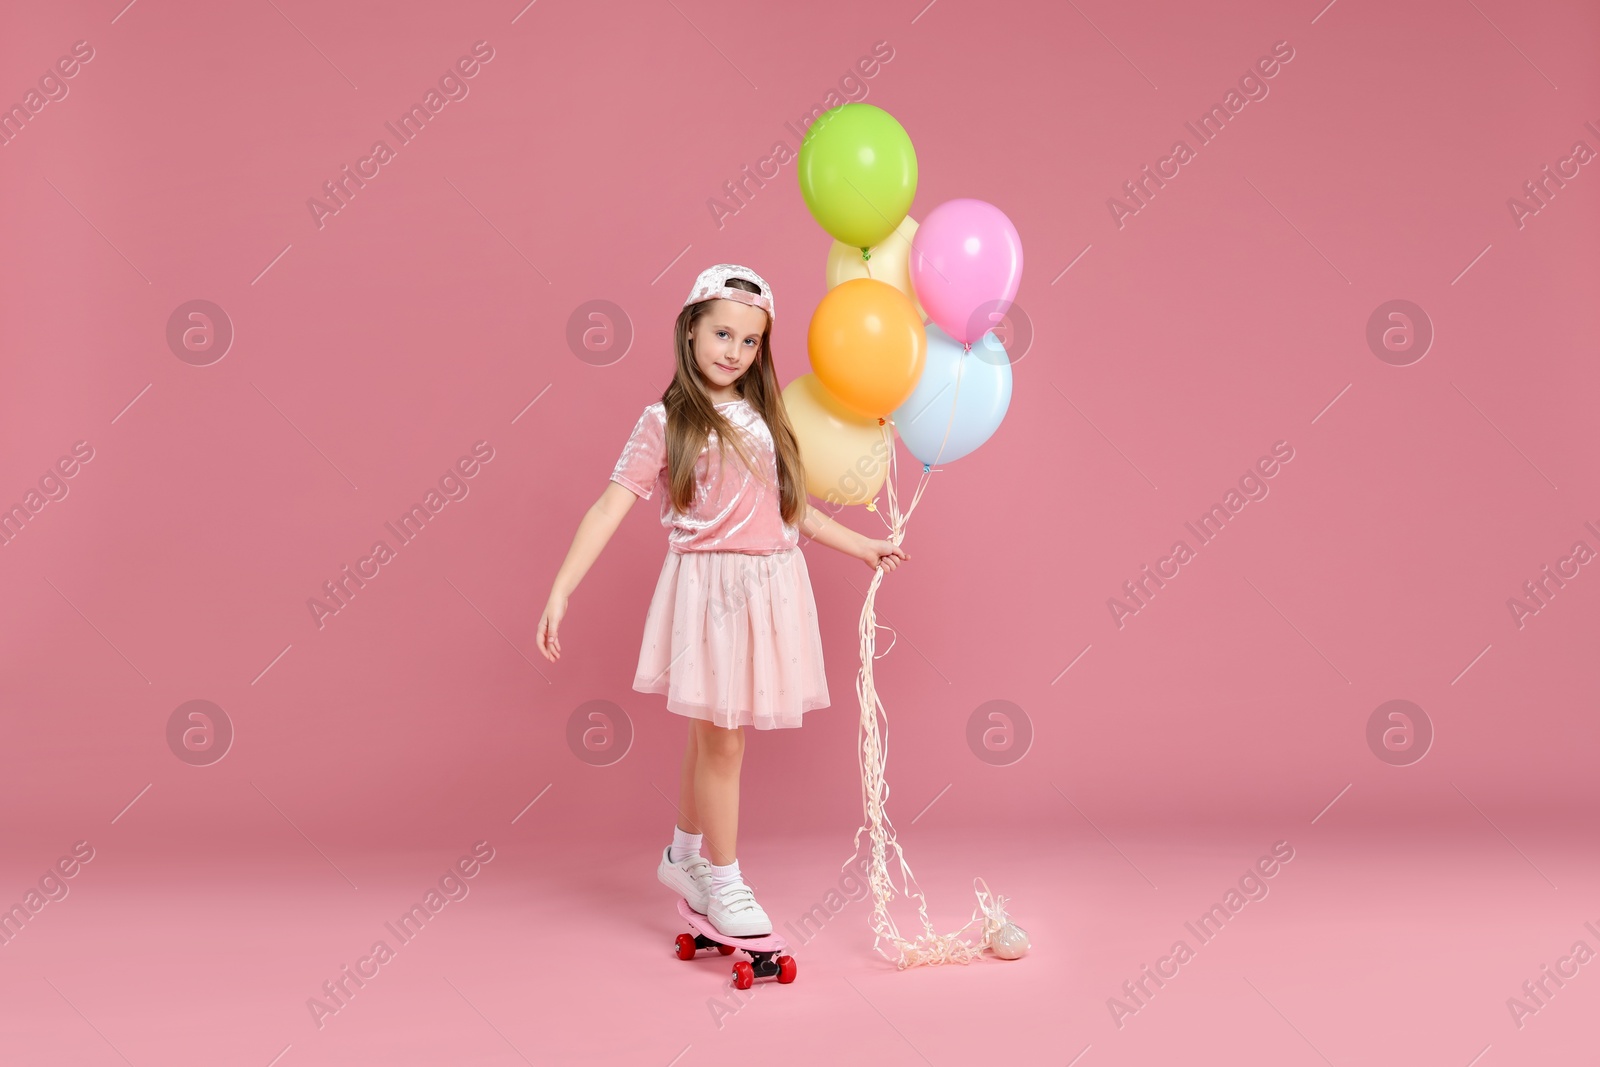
left=537, top=594, right=567, bottom=662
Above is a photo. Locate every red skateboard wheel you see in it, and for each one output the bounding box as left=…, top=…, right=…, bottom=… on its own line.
left=717, top=944, right=735, bottom=956
left=675, top=933, right=697, bottom=961
left=732, top=960, right=754, bottom=990
left=777, top=955, right=797, bottom=984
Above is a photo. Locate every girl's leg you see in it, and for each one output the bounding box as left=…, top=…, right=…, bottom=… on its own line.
left=676, top=715, right=700, bottom=834
left=691, top=718, right=745, bottom=866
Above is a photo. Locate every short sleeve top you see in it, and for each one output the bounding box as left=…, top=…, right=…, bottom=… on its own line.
left=610, top=397, right=800, bottom=554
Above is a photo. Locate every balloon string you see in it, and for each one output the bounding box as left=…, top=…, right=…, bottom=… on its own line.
left=850, top=377, right=1013, bottom=969
left=927, top=342, right=970, bottom=469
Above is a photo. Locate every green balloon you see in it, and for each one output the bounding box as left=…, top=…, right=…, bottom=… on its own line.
left=797, top=103, right=918, bottom=250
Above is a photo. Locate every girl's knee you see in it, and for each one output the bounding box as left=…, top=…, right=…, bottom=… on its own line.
left=694, top=720, right=744, bottom=759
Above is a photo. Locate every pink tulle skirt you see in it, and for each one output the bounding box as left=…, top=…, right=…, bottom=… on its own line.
left=632, top=547, right=830, bottom=730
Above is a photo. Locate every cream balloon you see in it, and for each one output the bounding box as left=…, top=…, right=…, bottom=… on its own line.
left=783, top=373, right=889, bottom=506
left=826, top=215, right=928, bottom=323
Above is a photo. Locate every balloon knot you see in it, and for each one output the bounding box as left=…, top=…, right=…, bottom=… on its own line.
left=877, top=417, right=886, bottom=425
left=865, top=501, right=877, bottom=512
left=861, top=248, right=873, bottom=261
left=923, top=463, right=931, bottom=472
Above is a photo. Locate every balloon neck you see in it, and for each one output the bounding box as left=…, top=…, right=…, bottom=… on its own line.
left=962, top=341, right=973, bottom=353
left=923, top=463, right=931, bottom=473
left=860, top=247, right=873, bottom=261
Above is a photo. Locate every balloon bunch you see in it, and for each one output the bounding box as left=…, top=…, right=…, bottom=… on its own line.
left=788, top=103, right=1029, bottom=970
left=785, top=103, right=1024, bottom=496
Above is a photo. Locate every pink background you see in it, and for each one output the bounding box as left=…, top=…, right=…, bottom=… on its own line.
left=2, top=0, right=1597, bottom=1064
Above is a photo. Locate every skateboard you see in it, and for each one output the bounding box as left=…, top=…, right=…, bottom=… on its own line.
left=672, top=897, right=797, bottom=989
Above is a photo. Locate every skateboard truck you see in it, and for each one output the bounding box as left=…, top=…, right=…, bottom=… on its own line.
left=672, top=898, right=797, bottom=989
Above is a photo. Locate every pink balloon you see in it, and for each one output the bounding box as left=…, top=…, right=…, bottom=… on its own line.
left=910, top=198, right=1023, bottom=346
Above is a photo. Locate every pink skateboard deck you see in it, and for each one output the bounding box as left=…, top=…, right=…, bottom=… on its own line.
left=672, top=897, right=797, bottom=988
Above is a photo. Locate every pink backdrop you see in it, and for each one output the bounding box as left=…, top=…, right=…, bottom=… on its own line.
left=2, top=1, right=1598, bottom=1060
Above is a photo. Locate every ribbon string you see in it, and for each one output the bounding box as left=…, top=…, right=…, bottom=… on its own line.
left=847, top=349, right=1019, bottom=969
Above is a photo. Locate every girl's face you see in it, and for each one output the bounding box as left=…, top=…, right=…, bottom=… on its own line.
left=687, top=299, right=769, bottom=399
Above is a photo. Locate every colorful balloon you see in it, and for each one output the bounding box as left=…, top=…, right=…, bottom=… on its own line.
left=807, top=277, right=926, bottom=418
left=797, top=104, right=918, bottom=250
left=910, top=198, right=1023, bottom=345
left=826, top=215, right=928, bottom=323
left=891, top=323, right=1011, bottom=465
left=783, top=373, right=890, bottom=506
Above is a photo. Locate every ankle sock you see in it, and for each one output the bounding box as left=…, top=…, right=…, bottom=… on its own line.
left=708, top=858, right=743, bottom=896
left=668, top=826, right=703, bottom=864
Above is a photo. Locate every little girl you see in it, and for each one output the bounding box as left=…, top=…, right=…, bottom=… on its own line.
left=535, top=263, right=908, bottom=939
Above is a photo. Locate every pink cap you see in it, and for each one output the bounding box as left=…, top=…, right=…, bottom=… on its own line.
left=683, top=263, right=775, bottom=323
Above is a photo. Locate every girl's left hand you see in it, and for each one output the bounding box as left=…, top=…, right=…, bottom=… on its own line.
left=861, top=539, right=909, bottom=574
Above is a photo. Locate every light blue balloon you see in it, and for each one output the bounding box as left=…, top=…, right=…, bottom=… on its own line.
left=891, top=323, right=1012, bottom=465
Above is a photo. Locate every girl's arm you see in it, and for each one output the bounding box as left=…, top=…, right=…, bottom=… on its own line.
left=551, top=481, right=636, bottom=596
left=799, top=503, right=909, bottom=573
left=538, top=482, right=637, bottom=662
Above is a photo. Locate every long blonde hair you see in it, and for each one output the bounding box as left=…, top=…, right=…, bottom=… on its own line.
left=660, top=278, right=805, bottom=526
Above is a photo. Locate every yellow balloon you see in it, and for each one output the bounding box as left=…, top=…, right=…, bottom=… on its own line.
left=807, top=278, right=927, bottom=419
left=783, top=373, right=890, bottom=506
left=826, top=215, right=927, bottom=323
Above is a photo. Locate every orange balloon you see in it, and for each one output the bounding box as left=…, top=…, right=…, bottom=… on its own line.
left=807, top=278, right=926, bottom=418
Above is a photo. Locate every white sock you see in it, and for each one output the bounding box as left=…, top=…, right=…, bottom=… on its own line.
left=708, top=858, right=743, bottom=895
left=669, top=826, right=703, bottom=864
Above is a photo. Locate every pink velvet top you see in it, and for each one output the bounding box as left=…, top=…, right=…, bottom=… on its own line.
left=610, top=397, right=800, bottom=555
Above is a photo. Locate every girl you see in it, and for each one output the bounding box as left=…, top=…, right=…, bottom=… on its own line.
left=535, top=263, right=908, bottom=938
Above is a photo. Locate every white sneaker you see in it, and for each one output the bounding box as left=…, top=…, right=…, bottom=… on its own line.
left=707, top=879, right=772, bottom=937
left=657, top=846, right=712, bottom=913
